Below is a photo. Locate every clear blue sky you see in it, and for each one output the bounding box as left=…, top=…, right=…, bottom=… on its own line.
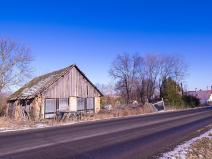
left=0, top=0, right=211, bottom=90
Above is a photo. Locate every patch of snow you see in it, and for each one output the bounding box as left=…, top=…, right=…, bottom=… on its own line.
left=159, top=128, right=212, bottom=159
left=158, top=110, right=165, bottom=112
left=0, top=128, right=7, bottom=131
left=0, top=127, right=31, bottom=132
left=34, top=123, right=49, bottom=128
left=0, top=123, right=50, bottom=133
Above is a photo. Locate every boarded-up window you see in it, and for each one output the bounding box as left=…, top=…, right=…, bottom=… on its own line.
left=86, top=98, right=94, bottom=110
left=59, top=98, right=69, bottom=111
left=76, top=97, right=95, bottom=112
left=77, top=98, right=85, bottom=111
left=45, top=99, right=56, bottom=118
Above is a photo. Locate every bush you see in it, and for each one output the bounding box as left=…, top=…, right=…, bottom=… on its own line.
left=161, top=77, right=184, bottom=108
left=182, top=95, right=200, bottom=108
left=161, top=78, right=200, bottom=108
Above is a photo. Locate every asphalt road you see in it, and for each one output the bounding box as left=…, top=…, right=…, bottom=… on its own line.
left=0, top=107, right=212, bottom=159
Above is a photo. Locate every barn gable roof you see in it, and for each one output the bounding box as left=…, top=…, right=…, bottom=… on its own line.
left=8, top=65, right=103, bottom=101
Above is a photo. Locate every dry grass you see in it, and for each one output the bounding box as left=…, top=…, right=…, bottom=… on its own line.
left=0, top=103, right=156, bottom=131
left=0, top=117, right=58, bottom=131
left=113, top=104, right=155, bottom=117
left=187, top=136, right=212, bottom=159
left=79, top=103, right=155, bottom=121
left=0, top=117, right=76, bottom=131
left=0, top=117, right=36, bottom=130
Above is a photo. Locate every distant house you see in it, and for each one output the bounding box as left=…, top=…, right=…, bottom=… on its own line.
left=187, top=89, right=212, bottom=106
left=208, top=93, right=212, bottom=105
left=7, top=65, right=103, bottom=119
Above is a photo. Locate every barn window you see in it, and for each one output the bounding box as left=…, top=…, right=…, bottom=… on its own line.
left=45, top=98, right=69, bottom=118
left=45, top=98, right=57, bottom=118
left=77, top=97, right=86, bottom=111
left=58, top=98, right=69, bottom=111
left=76, top=97, right=94, bottom=112
left=86, top=97, right=94, bottom=110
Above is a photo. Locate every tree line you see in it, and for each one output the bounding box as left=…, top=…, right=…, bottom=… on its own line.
left=109, top=53, right=196, bottom=107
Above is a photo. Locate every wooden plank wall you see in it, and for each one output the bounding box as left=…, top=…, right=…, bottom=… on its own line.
left=43, top=67, right=100, bottom=98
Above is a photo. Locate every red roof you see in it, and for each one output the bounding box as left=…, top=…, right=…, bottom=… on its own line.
left=187, top=90, right=212, bottom=100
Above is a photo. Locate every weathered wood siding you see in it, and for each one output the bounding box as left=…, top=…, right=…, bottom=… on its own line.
left=43, top=67, right=100, bottom=98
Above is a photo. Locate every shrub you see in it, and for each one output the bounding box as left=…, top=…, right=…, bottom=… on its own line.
left=182, top=95, right=200, bottom=108
left=161, top=78, right=200, bottom=108
left=161, top=77, right=184, bottom=108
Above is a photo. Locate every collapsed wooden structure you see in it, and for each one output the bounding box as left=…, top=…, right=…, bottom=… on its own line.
left=7, top=65, right=103, bottom=119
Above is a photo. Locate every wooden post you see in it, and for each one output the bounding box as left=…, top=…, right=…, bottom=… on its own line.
left=5, top=103, right=9, bottom=117
left=32, top=96, right=42, bottom=120
left=39, top=96, right=45, bottom=119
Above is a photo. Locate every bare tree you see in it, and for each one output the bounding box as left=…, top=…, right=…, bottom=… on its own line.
left=96, top=82, right=115, bottom=96
left=0, top=38, right=33, bottom=93
left=133, top=55, right=145, bottom=103
left=109, top=54, right=139, bottom=103
left=110, top=53, right=187, bottom=104
left=159, top=55, right=187, bottom=95
left=143, top=54, right=161, bottom=101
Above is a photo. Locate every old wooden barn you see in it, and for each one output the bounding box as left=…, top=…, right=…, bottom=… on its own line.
left=7, top=65, right=103, bottom=119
